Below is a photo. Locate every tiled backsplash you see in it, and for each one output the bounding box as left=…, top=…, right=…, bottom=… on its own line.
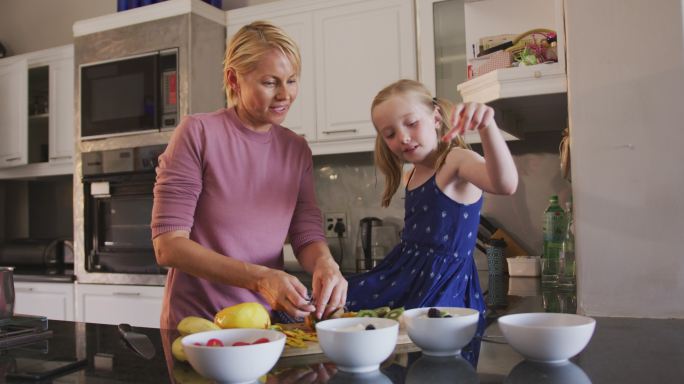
left=313, top=152, right=404, bottom=272
left=312, top=131, right=571, bottom=273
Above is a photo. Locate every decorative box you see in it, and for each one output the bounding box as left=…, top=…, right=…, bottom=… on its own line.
left=507, top=256, right=541, bottom=277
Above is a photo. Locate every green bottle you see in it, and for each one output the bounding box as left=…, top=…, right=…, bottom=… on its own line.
left=542, top=195, right=565, bottom=260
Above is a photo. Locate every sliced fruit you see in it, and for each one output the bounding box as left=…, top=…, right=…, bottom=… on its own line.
left=328, top=307, right=345, bottom=319
left=386, top=307, right=405, bottom=320
left=373, top=306, right=391, bottom=318
left=357, top=309, right=377, bottom=317
left=232, top=341, right=251, bottom=346
left=177, top=316, right=221, bottom=336
left=304, top=313, right=318, bottom=330
left=206, top=338, right=224, bottom=347
left=365, top=324, right=376, bottom=330
left=252, top=337, right=270, bottom=344
left=214, top=302, right=271, bottom=329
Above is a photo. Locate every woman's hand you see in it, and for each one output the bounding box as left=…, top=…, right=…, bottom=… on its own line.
left=255, top=269, right=315, bottom=319
left=310, top=256, right=348, bottom=320
left=442, top=102, right=497, bottom=142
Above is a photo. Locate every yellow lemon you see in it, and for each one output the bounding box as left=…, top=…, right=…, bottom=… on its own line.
left=172, top=362, right=213, bottom=383
left=171, top=336, right=187, bottom=362
left=214, top=302, right=271, bottom=329
left=177, top=316, right=221, bottom=336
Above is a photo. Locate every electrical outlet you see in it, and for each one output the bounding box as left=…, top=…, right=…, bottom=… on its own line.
left=324, top=212, right=347, bottom=238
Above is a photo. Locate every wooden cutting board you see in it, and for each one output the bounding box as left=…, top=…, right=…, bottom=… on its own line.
left=279, top=323, right=417, bottom=358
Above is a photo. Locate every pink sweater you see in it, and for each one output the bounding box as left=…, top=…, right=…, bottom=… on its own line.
left=151, top=108, right=325, bottom=329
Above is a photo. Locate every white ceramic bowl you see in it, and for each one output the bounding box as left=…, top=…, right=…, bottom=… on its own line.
left=401, top=307, right=480, bottom=356
left=315, top=317, right=399, bottom=373
left=181, top=328, right=285, bottom=384
left=498, top=312, right=596, bottom=364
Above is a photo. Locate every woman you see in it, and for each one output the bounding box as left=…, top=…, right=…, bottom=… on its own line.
left=152, top=21, right=347, bottom=330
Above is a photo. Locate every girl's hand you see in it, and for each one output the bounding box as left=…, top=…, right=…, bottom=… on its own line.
left=311, top=257, right=348, bottom=320
left=255, top=269, right=315, bottom=319
left=442, top=102, right=496, bottom=142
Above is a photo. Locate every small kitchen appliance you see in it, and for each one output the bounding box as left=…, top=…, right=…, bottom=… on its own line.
left=355, top=218, right=399, bottom=272
left=80, top=48, right=178, bottom=140
left=0, top=266, right=15, bottom=319
left=82, top=145, right=166, bottom=275
left=0, top=239, right=67, bottom=269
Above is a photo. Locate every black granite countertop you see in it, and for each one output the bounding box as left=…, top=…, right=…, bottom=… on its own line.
left=2, top=276, right=683, bottom=383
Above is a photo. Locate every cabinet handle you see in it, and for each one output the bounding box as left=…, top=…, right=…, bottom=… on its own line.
left=50, top=155, right=72, bottom=160
left=5, top=157, right=21, bottom=162
left=16, top=287, right=35, bottom=292
left=322, top=129, right=358, bottom=135
left=112, top=292, right=141, bottom=296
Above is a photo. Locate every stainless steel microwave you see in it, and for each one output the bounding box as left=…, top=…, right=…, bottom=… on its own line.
left=80, top=49, right=178, bottom=140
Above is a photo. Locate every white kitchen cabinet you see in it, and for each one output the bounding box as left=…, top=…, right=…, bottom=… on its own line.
left=229, top=12, right=316, bottom=140
left=0, top=44, right=74, bottom=178
left=14, top=281, right=75, bottom=321
left=0, top=58, right=28, bottom=167
left=417, top=0, right=567, bottom=139
left=48, top=51, right=75, bottom=165
left=75, top=283, right=164, bottom=329
left=226, top=0, right=416, bottom=155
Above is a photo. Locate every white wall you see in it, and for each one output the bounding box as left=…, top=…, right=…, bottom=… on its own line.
left=567, top=0, right=684, bottom=318
left=0, top=0, right=115, bottom=55
left=0, top=0, right=278, bottom=56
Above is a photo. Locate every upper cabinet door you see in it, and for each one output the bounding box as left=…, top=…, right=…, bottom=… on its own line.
left=49, top=53, right=75, bottom=163
left=313, top=0, right=416, bottom=142
left=226, top=13, right=316, bottom=140
left=264, top=13, right=316, bottom=141
left=0, top=58, right=28, bottom=168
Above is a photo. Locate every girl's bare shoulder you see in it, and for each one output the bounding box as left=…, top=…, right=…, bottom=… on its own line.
left=443, top=147, right=483, bottom=171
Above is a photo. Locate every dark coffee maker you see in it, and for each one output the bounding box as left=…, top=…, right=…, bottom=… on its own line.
left=355, top=217, right=399, bottom=272
left=358, top=217, right=383, bottom=270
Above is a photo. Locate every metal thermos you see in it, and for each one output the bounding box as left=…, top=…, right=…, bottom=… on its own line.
left=358, top=217, right=383, bottom=270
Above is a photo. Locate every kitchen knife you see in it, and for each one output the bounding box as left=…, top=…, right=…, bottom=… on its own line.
left=118, top=323, right=155, bottom=360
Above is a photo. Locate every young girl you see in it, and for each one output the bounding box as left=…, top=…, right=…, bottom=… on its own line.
left=345, top=79, right=517, bottom=361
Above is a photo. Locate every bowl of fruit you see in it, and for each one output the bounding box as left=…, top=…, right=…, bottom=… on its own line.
left=315, top=317, right=399, bottom=373
left=401, top=307, right=480, bottom=357
left=181, top=328, right=285, bottom=384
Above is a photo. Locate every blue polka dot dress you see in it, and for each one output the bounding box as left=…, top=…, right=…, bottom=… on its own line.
left=346, top=173, right=486, bottom=364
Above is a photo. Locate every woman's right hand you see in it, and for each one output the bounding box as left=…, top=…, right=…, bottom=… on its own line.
left=255, top=269, right=315, bottom=319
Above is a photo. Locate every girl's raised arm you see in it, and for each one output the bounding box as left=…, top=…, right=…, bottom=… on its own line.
left=443, top=103, right=518, bottom=195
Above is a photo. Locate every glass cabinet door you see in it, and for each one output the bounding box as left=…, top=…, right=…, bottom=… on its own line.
left=417, top=0, right=466, bottom=103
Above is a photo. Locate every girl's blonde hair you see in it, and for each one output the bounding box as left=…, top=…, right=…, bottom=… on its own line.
left=223, top=21, right=301, bottom=107
left=372, top=79, right=470, bottom=207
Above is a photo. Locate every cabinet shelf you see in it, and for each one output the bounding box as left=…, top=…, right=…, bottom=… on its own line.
left=457, top=63, right=568, bottom=138
left=28, top=113, right=49, bottom=120
left=457, top=62, right=566, bottom=104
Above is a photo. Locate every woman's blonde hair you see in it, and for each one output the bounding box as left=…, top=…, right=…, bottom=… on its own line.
left=372, top=79, right=469, bottom=207
left=223, top=21, right=301, bottom=107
